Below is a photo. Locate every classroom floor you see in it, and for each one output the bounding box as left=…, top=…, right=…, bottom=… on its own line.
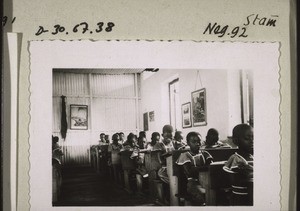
left=54, top=166, right=156, bottom=206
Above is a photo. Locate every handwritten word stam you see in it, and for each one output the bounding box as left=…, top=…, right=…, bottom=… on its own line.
left=244, top=14, right=278, bottom=27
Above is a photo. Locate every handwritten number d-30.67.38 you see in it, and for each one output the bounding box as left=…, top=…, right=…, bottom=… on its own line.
left=35, top=22, right=115, bottom=36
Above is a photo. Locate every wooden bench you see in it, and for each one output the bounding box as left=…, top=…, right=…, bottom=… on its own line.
left=90, top=145, right=98, bottom=171
left=98, top=144, right=109, bottom=175
left=120, top=150, right=137, bottom=192
left=198, top=161, right=232, bottom=206
left=144, top=150, right=164, bottom=203
left=52, top=159, right=62, bottom=203
left=174, top=148, right=237, bottom=206
left=166, top=149, right=190, bottom=206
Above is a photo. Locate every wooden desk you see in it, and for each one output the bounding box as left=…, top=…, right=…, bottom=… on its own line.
left=120, top=150, right=136, bottom=192
left=198, top=161, right=231, bottom=206
left=166, top=153, right=178, bottom=206
left=144, top=150, right=161, bottom=172
left=144, top=151, right=162, bottom=199
left=205, top=148, right=238, bottom=162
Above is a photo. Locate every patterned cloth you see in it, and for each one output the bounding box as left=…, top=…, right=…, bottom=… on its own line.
left=176, top=151, right=213, bottom=173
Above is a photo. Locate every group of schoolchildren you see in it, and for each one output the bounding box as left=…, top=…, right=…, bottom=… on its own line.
left=97, top=123, right=254, bottom=206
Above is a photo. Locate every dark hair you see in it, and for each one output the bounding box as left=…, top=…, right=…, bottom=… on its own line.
left=127, top=133, right=136, bottom=141
left=232, top=124, right=252, bottom=145
left=162, top=125, right=173, bottom=133
left=112, top=133, right=119, bottom=141
left=186, top=132, right=201, bottom=143
left=119, top=132, right=124, bottom=135
left=52, top=136, right=59, bottom=143
left=206, top=128, right=218, bottom=137
left=174, top=131, right=183, bottom=140
left=139, top=131, right=146, bottom=138
left=100, top=133, right=105, bottom=136
left=151, top=132, right=160, bottom=139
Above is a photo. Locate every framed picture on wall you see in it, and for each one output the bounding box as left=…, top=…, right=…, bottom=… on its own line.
left=181, top=102, right=192, bottom=128
left=149, top=111, right=155, bottom=122
left=70, top=105, right=88, bottom=130
left=191, top=88, right=207, bottom=126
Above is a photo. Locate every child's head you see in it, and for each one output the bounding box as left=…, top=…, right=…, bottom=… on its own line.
left=139, top=131, right=146, bottom=138
left=100, top=133, right=105, bottom=141
left=151, top=132, right=160, bottom=145
left=174, top=131, right=184, bottom=142
left=52, top=136, right=59, bottom=144
left=119, top=132, right=125, bottom=140
left=186, top=132, right=201, bottom=153
left=162, top=124, right=173, bottom=143
left=105, top=135, right=110, bottom=143
left=112, top=133, right=120, bottom=143
left=127, top=133, right=137, bottom=144
left=205, top=128, right=219, bottom=146
left=232, top=124, right=253, bottom=154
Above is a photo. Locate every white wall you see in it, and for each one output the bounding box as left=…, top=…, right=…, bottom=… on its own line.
left=140, top=69, right=241, bottom=141
left=52, top=71, right=140, bottom=165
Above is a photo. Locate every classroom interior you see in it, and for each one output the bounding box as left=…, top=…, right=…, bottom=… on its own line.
left=52, top=68, right=254, bottom=206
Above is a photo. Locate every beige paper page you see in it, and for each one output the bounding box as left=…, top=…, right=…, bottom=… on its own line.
left=2, top=0, right=295, bottom=210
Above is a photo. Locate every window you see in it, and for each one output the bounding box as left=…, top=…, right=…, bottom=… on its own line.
left=169, top=79, right=181, bottom=130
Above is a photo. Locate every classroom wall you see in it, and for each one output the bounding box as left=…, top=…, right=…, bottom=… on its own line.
left=52, top=71, right=140, bottom=165
left=140, top=69, right=242, bottom=141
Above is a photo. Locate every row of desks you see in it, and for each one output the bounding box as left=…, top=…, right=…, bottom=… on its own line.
left=90, top=145, right=238, bottom=206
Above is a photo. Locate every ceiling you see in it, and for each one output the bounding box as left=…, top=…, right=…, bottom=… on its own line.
left=53, top=68, right=158, bottom=74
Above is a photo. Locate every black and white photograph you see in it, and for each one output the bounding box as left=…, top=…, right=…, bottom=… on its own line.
left=29, top=41, right=281, bottom=210
left=51, top=67, right=254, bottom=206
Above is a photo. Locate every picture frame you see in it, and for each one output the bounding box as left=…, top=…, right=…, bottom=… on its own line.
left=181, top=102, right=192, bottom=128
left=70, top=104, right=88, bottom=130
left=149, top=111, right=155, bottom=122
left=191, top=88, right=207, bottom=126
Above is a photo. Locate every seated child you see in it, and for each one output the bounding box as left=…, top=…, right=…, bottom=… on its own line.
left=108, top=133, right=123, bottom=183
left=200, top=128, right=231, bottom=149
left=118, top=132, right=125, bottom=145
left=123, top=133, right=148, bottom=177
left=105, top=134, right=110, bottom=144
left=52, top=136, right=60, bottom=151
left=52, top=136, right=64, bottom=165
left=137, top=131, right=147, bottom=149
left=173, top=131, right=187, bottom=150
left=123, top=133, right=139, bottom=150
left=99, top=133, right=107, bottom=145
left=223, top=124, right=253, bottom=206
left=154, top=125, right=175, bottom=184
left=176, top=132, right=213, bottom=205
left=146, top=132, right=160, bottom=151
